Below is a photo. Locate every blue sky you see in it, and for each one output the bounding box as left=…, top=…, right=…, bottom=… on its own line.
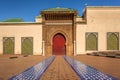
left=0, top=0, right=120, bottom=22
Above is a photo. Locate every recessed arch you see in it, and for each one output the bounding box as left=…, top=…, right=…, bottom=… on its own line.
left=21, top=37, right=33, bottom=55
left=86, top=33, right=98, bottom=50
left=50, top=30, right=69, bottom=45
left=107, top=32, right=119, bottom=50
left=52, top=33, right=66, bottom=55
left=3, top=37, right=14, bottom=54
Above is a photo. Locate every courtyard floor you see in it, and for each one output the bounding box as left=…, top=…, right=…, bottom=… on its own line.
left=73, top=55, right=120, bottom=79
left=0, top=55, right=48, bottom=80
left=0, top=55, right=120, bottom=80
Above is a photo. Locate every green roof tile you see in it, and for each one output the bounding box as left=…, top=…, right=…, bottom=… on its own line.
left=1, top=18, right=24, bottom=22
left=36, top=15, right=42, bottom=18
left=42, top=7, right=76, bottom=12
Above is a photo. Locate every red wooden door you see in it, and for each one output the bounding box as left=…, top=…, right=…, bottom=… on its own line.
left=53, top=34, right=66, bottom=55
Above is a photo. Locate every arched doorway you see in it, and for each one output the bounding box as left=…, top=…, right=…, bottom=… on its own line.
left=53, top=33, right=66, bottom=55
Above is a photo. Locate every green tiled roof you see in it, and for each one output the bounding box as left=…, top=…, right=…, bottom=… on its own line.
left=1, top=18, right=24, bottom=22
left=42, top=7, right=76, bottom=12
left=36, top=15, right=42, bottom=18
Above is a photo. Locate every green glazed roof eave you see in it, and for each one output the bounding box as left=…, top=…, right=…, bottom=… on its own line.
left=41, top=7, right=77, bottom=12
left=36, top=15, right=42, bottom=18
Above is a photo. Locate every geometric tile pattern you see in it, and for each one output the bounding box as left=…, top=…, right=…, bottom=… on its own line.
left=9, top=56, right=55, bottom=80
left=64, top=56, right=117, bottom=80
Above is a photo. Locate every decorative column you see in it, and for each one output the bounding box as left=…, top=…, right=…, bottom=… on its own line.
left=42, top=40, right=45, bottom=56
left=41, top=13, right=46, bottom=56
left=41, top=13, right=46, bottom=41
left=74, top=13, right=77, bottom=40
left=74, top=40, right=76, bottom=56
left=73, top=12, right=77, bottom=56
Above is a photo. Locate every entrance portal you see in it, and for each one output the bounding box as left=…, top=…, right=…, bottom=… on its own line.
left=53, top=33, right=66, bottom=55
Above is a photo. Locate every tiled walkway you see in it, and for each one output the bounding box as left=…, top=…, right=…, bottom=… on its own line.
left=9, top=56, right=55, bottom=80
left=40, top=56, right=80, bottom=80
left=1, top=55, right=119, bottom=80
left=64, top=56, right=117, bottom=80
left=74, top=55, right=120, bottom=79
left=0, top=55, right=48, bottom=80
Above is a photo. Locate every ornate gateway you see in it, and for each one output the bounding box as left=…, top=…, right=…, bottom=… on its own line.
left=41, top=7, right=77, bottom=56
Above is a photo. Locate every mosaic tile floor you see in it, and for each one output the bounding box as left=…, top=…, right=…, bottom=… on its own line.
left=40, top=56, right=80, bottom=80
left=9, top=55, right=117, bottom=80
left=9, top=56, right=55, bottom=80
left=64, top=56, right=117, bottom=80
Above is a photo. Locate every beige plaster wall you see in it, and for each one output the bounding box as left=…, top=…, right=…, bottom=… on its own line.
left=76, top=17, right=83, bottom=22
left=1, top=6, right=120, bottom=55
left=76, top=6, right=120, bottom=54
left=0, top=23, right=42, bottom=55
left=35, top=17, right=42, bottom=23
